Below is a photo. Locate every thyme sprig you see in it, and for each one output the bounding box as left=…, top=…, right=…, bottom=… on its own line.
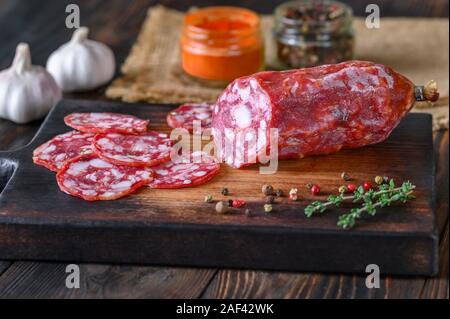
left=304, top=179, right=416, bottom=229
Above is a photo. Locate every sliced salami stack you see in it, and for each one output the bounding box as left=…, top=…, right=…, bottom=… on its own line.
left=33, top=111, right=221, bottom=201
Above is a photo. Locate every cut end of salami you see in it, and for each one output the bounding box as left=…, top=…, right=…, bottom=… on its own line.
left=93, top=131, right=173, bottom=167
left=64, top=112, right=149, bottom=134
left=167, top=102, right=213, bottom=133
left=148, top=151, right=220, bottom=189
left=33, top=130, right=95, bottom=172
left=56, top=153, right=154, bottom=201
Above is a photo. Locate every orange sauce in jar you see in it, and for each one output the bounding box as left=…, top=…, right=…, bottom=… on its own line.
left=181, top=7, right=264, bottom=82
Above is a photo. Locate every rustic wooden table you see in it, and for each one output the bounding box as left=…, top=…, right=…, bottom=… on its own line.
left=0, top=0, right=448, bottom=299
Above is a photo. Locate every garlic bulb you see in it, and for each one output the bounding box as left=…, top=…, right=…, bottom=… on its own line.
left=0, top=43, right=62, bottom=124
left=46, top=27, right=116, bottom=92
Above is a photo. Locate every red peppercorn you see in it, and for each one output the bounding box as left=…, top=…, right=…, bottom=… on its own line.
left=232, top=199, right=246, bottom=208
left=310, top=184, right=320, bottom=195
left=363, top=181, right=372, bottom=191
left=347, top=183, right=357, bottom=192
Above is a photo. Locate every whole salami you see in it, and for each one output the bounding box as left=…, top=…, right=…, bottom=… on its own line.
left=56, top=153, right=154, bottom=201
left=212, top=60, right=439, bottom=168
left=92, top=131, right=172, bottom=167
left=64, top=112, right=149, bottom=134
left=33, top=130, right=94, bottom=172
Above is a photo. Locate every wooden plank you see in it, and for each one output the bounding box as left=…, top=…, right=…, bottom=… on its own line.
left=421, top=225, right=449, bottom=299
left=201, top=269, right=431, bottom=299
left=0, top=262, right=216, bottom=299
left=434, top=131, right=449, bottom=235
left=0, top=99, right=438, bottom=275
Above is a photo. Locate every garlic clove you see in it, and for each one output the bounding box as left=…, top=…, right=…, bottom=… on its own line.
left=70, top=27, right=89, bottom=44
left=12, top=43, right=32, bottom=75
left=46, top=27, right=116, bottom=93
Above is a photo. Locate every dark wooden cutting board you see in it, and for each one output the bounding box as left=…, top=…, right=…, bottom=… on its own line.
left=0, top=99, right=438, bottom=276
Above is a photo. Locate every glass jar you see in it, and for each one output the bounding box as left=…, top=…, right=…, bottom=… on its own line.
left=273, top=0, right=354, bottom=69
left=181, top=6, right=264, bottom=82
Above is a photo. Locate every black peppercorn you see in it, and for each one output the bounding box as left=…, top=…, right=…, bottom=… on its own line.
left=261, top=184, right=274, bottom=196
left=275, top=189, right=284, bottom=197
left=221, top=187, right=229, bottom=196
left=245, top=209, right=253, bottom=217
left=266, top=195, right=275, bottom=204
left=227, top=199, right=233, bottom=207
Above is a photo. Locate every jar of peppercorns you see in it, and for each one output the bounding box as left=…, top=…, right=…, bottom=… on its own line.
left=273, top=0, right=354, bottom=69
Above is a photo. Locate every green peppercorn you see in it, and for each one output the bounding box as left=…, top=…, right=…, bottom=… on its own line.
left=261, top=184, right=274, bottom=196
left=341, top=172, right=350, bottom=181
left=204, top=194, right=213, bottom=203
left=221, top=187, right=229, bottom=196
left=275, top=189, right=284, bottom=197
left=264, top=204, right=273, bottom=213
left=266, top=195, right=275, bottom=204
left=375, top=176, right=384, bottom=185
left=338, top=185, right=347, bottom=193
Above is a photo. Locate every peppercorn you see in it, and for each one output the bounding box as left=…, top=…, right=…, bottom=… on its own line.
left=227, top=199, right=233, bottom=207
left=275, top=189, right=284, bottom=197
left=375, top=176, right=383, bottom=185
left=261, top=184, right=274, bottom=196
left=347, top=183, right=357, bottom=192
left=215, top=201, right=229, bottom=214
left=341, top=172, right=350, bottom=181
left=363, top=181, right=372, bottom=191
left=338, top=185, right=347, bottom=193
left=310, top=184, right=320, bottom=195
left=245, top=208, right=253, bottom=217
left=289, top=188, right=299, bottom=201
left=232, top=199, right=246, bottom=208
left=264, top=204, right=273, bottom=213
left=383, top=176, right=390, bottom=184
left=204, top=194, right=213, bottom=203
left=266, top=195, right=275, bottom=204
left=221, top=187, right=229, bottom=196
left=306, top=182, right=313, bottom=190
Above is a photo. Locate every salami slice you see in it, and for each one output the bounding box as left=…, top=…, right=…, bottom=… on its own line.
left=33, top=130, right=95, bottom=172
left=56, top=153, right=154, bottom=201
left=92, top=131, right=172, bottom=167
left=64, top=112, right=149, bottom=134
left=167, top=102, right=213, bottom=132
left=148, top=151, right=220, bottom=189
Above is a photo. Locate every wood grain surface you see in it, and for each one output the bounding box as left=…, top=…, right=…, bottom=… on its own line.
left=0, top=99, right=438, bottom=275
left=0, top=0, right=447, bottom=299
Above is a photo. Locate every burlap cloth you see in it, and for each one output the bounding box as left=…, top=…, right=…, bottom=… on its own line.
left=106, top=5, right=449, bottom=131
